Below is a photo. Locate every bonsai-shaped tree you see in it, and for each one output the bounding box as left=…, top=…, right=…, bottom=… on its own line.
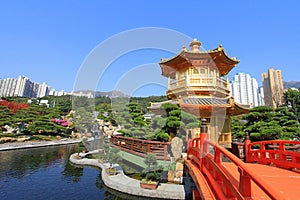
left=105, top=148, right=122, bottom=175
left=231, top=106, right=300, bottom=141
left=142, top=153, right=162, bottom=183
left=92, top=140, right=122, bottom=175
left=77, top=138, right=87, bottom=157
left=106, top=147, right=122, bottom=168
left=144, top=153, right=157, bottom=171
left=95, top=140, right=122, bottom=167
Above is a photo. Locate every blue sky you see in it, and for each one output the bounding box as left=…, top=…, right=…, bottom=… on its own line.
left=1, top=1, right=300, bottom=96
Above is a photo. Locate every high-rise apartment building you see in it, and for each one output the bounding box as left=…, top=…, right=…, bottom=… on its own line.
left=0, top=78, right=17, bottom=97
left=37, top=82, right=50, bottom=98
left=1, top=76, right=95, bottom=98
left=0, top=76, right=50, bottom=98
left=49, top=89, right=57, bottom=96
left=262, top=68, right=284, bottom=108
left=14, top=76, right=30, bottom=97
left=258, top=87, right=265, bottom=106
left=230, top=72, right=262, bottom=107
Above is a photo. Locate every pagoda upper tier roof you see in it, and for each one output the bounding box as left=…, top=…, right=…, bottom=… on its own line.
left=159, top=39, right=240, bottom=76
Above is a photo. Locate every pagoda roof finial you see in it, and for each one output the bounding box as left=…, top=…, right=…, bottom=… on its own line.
left=189, top=38, right=201, bottom=52
left=218, top=44, right=223, bottom=50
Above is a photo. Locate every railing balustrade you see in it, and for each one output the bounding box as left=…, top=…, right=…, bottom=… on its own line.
left=187, top=138, right=285, bottom=199
left=246, top=140, right=300, bottom=171
left=169, top=76, right=228, bottom=91
left=110, top=135, right=170, bottom=160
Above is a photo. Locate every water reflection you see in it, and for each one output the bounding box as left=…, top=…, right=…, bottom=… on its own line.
left=0, top=145, right=76, bottom=181
left=62, top=160, right=83, bottom=183
left=0, top=144, right=154, bottom=200
left=0, top=145, right=107, bottom=200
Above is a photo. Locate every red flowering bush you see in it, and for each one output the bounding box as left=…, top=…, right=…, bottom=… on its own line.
left=0, top=100, right=29, bottom=113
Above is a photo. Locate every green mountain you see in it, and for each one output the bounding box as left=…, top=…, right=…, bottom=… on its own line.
left=283, top=81, right=300, bottom=89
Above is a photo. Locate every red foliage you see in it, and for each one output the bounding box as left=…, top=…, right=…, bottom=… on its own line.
left=0, top=100, right=29, bottom=113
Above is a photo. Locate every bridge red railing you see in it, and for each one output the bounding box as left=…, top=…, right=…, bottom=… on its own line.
left=110, top=135, right=170, bottom=160
left=187, top=138, right=285, bottom=199
left=246, top=140, right=300, bottom=171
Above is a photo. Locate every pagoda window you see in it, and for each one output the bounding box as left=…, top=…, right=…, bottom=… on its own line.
left=199, top=66, right=209, bottom=77
left=193, top=67, right=199, bottom=74
left=209, top=68, right=214, bottom=76
left=178, top=71, right=186, bottom=79
left=207, top=67, right=216, bottom=77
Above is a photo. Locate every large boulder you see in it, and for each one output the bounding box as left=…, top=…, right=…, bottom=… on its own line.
left=3, top=125, right=16, bottom=134
left=171, top=137, right=183, bottom=161
left=71, top=132, right=82, bottom=139
left=0, top=137, right=17, bottom=143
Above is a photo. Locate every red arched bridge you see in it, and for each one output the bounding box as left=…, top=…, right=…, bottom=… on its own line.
left=186, top=134, right=300, bottom=200
left=110, top=131, right=300, bottom=199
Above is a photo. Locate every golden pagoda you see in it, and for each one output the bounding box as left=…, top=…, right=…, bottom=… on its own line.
left=149, top=39, right=249, bottom=147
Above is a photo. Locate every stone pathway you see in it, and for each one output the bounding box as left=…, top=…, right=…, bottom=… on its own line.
left=70, top=153, right=191, bottom=199
left=0, top=139, right=81, bottom=151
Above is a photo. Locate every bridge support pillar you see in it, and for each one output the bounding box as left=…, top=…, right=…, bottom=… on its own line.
left=239, top=167, right=252, bottom=197
left=244, top=132, right=250, bottom=163
left=200, top=118, right=208, bottom=146
left=199, top=119, right=208, bottom=170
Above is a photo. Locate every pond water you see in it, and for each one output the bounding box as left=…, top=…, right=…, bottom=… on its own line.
left=0, top=144, right=127, bottom=200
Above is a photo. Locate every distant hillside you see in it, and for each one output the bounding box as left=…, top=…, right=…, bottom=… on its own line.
left=95, top=90, right=130, bottom=98
left=284, top=81, right=300, bottom=89
left=74, top=90, right=129, bottom=98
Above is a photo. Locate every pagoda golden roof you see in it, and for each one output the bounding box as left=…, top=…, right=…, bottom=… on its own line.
left=159, top=39, right=240, bottom=77
left=149, top=97, right=250, bottom=117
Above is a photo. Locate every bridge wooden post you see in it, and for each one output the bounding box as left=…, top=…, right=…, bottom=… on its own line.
left=199, top=119, right=208, bottom=170
left=200, top=118, right=208, bottom=147
left=244, top=132, right=251, bottom=163
left=163, top=143, right=168, bottom=160
left=238, top=167, right=252, bottom=197
left=147, top=143, right=151, bottom=153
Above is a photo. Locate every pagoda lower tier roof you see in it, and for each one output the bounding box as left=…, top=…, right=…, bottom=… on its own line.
left=183, top=97, right=229, bottom=105
left=148, top=97, right=250, bottom=116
